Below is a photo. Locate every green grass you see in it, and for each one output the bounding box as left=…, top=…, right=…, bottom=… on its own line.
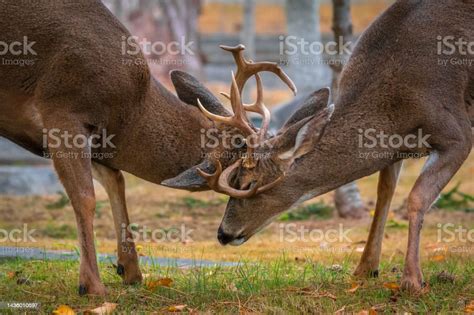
left=279, top=202, right=334, bottom=221
left=0, top=255, right=472, bottom=314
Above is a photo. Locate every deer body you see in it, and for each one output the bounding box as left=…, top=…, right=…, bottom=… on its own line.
left=194, top=0, right=473, bottom=292
left=0, top=0, right=298, bottom=295
left=0, top=0, right=225, bottom=295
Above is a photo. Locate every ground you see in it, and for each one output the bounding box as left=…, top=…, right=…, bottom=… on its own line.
left=0, top=152, right=472, bottom=313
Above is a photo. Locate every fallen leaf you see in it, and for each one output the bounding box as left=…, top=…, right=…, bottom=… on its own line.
left=53, top=305, right=75, bottom=315
left=465, top=300, right=474, bottom=314
left=430, top=254, right=446, bottom=262
left=383, top=282, right=400, bottom=291
left=7, top=271, right=20, bottom=279
left=146, top=277, right=173, bottom=290
left=85, top=302, right=117, bottom=315
left=347, top=282, right=361, bottom=293
left=167, top=305, right=187, bottom=312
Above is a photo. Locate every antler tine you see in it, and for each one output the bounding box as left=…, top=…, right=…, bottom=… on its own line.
left=197, top=72, right=255, bottom=137
left=220, top=44, right=297, bottom=95
left=197, top=159, right=223, bottom=191
left=217, top=159, right=259, bottom=198
left=243, top=74, right=270, bottom=141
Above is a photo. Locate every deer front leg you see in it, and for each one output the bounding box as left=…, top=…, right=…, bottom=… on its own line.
left=92, top=162, right=142, bottom=284
left=402, top=143, right=470, bottom=292
left=354, top=161, right=403, bottom=278
left=44, top=120, right=106, bottom=296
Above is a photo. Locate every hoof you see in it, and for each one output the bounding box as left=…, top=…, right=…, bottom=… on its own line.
left=369, top=270, right=379, bottom=278
left=353, top=265, right=379, bottom=278
left=78, top=283, right=107, bottom=296
left=117, top=262, right=142, bottom=285
left=400, top=278, right=423, bottom=293
left=117, top=264, right=125, bottom=276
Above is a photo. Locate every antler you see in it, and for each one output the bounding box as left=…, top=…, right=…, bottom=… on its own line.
left=197, top=159, right=285, bottom=199
left=197, top=44, right=295, bottom=198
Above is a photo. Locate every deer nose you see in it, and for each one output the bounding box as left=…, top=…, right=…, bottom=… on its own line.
left=217, top=226, right=234, bottom=245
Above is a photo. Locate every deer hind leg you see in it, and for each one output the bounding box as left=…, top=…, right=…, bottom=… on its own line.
left=43, top=118, right=106, bottom=296
left=402, top=140, right=470, bottom=292
left=92, top=162, right=142, bottom=284
left=354, top=161, right=403, bottom=278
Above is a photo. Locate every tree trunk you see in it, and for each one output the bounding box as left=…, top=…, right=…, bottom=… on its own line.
left=285, top=0, right=327, bottom=94
left=331, top=0, right=367, bottom=219
left=241, top=0, right=256, bottom=60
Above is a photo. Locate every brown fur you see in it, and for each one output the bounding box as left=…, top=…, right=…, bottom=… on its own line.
left=0, top=0, right=236, bottom=295
left=215, top=0, right=473, bottom=293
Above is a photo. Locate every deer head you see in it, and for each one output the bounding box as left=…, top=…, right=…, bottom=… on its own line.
left=162, top=45, right=334, bottom=245
left=162, top=44, right=299, bottom=192
left=211, top=89, right=334, bottom=245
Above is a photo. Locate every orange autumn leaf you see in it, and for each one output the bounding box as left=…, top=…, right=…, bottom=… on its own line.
left=430, top=254, right=446, bottom=262
left=167, top=305, right=187, bottom=312
left=85, top=302, right=118, bottom=314
left=383, top=282, right=400, bottom=291
left=464, top=300, right=474, bottom=314
left=347, top=282, right=361, bottom=293
left=146, top=277, right=173, bottom=290
left=53, top=305, right=75, bottom=315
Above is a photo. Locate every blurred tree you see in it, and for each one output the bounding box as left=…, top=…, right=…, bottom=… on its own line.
left=159, top=0, right=203, bottom=77
left=241, top=0, right=256, bottom=60
left=331, top=0, right=367, bottom=219
left=285, top=0, right=326, bottom=94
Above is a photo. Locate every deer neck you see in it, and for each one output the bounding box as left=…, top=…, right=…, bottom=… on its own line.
left=103, top=78, right=211, bottom=184
left=293, top=100, right=401, bottom=202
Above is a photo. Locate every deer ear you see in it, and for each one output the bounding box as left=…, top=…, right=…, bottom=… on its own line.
left=161, top=160, right=214, bottom=191
left=282, top=87, right=331, bottom=129
left=277, top=104, right=334, bottom=162
left=170, top=70, right=231, bottom=116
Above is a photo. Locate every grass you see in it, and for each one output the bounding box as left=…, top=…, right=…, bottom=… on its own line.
left=0, top=152, right=472, bottom=313
left=0, top=254, right=472, bottom=314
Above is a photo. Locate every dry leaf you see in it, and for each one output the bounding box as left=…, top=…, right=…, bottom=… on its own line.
left=430, top=254, right=446, bottom=262
left=85, top=302, right=117, bottom=315
left=167, top=305, right=187, bottom=312
left=53, top=305, right=75, bottom=315
left=146, top=277, right=173, bottom=290
left=347, top=282, right=361, bottom=293
left=383, top=282, right=400, bottom=291
left=464, top=300, right=474, bottom=314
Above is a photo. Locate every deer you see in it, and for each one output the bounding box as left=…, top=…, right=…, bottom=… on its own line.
left=0, top=0, right=296, bottom=295
left=166, top=0, right=473, bottom=292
